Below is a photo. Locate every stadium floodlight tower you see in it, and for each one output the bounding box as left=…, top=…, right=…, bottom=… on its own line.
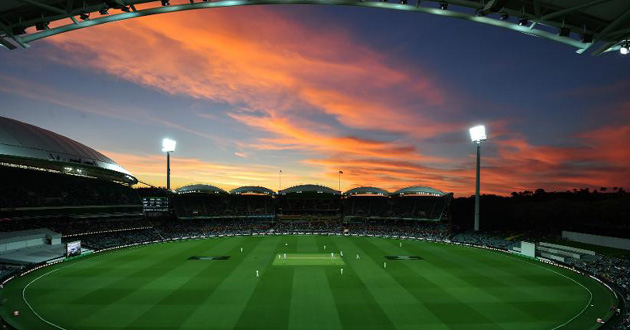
left=162, top=138, right=177, bottom=190
left=469, top=125, right=487, bottom=232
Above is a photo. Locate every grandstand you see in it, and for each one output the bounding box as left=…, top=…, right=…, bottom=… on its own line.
left=0, top=116, right=147, bottom=271
left=0, top=116, right=142, bottom=220
left=172, top=184, right=229, bottom=219
left=228, top=186, right=275, bottom=219
left=344, top=186, right=452, bottom=222
left=276, top=184, right=342, bottom=221
left=167, top=184, right=453, bottom=223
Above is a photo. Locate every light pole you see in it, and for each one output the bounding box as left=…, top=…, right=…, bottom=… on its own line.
left=338, top=170, right=343, bottom=192
left=469, top=125, right=487, bottom=232
left=279, top=169, right=282, bottom=191
left=162, top=138, right=176, bottom=190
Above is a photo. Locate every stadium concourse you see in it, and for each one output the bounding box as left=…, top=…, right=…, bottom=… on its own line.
left=0, top=116, right=629, bottom=329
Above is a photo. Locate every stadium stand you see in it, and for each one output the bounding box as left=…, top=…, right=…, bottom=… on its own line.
left=343, top=186, right=452, bottom=221
left=227, top=186, right=275, bottom=218
left=172, top=184, right=229, bottom=218
left=277, top=185, right=342, bottom=219
left=0, top=116, right=142, bottom=220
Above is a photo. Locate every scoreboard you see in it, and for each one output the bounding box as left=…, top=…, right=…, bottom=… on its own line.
left=66, top=241, right=81, bottom=257
left=142, top=196, right=170, bottom=212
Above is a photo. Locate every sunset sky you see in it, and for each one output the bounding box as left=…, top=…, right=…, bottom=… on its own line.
left=1, top=5, right=629, bottom=196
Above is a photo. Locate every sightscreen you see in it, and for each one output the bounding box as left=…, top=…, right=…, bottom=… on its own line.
left=520, top=241, right=536, bottom=258
left=66, top=240, right=82, bottom=258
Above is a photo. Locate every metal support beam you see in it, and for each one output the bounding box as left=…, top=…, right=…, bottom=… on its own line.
left=15, top=0, right=68, bottom=15
left=541, top=0, right=613, bottom=21
left=591, top=40, right=617, bottom=56
left=578, top=6, right=630, bottom=54
left=0, top=22, right=29, bottom=48
left=18, top=0, right=588, bottom=52
left=16, top=0, right=79, bottom=24
left=0, top=36, right=17, bottom=50
left=532, top=0, right=541, bottom=18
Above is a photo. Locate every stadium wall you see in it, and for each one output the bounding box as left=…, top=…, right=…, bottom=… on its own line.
left=562, top=231, right=630, bottom=250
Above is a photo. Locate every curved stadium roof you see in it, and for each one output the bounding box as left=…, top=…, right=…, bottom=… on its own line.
left=392, top=186, right=449, bottom=197
left=344, top=186, right=389, bottom=196
left=230, top=186, right=275, bottom=195
left=280, top=184, right=339, bottom=195
left=176, top=184, right=228, bottom=194
left=1, top=1, right=629, bottom=56
left=0, top=116, right=136, bottom=183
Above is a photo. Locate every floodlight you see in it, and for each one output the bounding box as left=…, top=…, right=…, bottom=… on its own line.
left=518, top=17, right=528, bottom=26
left=12, top=27, right=26, bottom=35
left=469, top=125, right=487, bottom=143
left=99, top=7, right=109, bottom=15
left=621, top=41, right=629, bottom=55
left=79, top=12, right=90, bottom=20
left=499, top=11, right=509, bottom=21
left=581, top=33, right=593, bottom=43
left=439, top=1, right=448, bottom=10
left=469, top=125, right=488, bottom=232
left=162, top=138, right=177, bottom=152
left=35, top=22, right=49, bottom=31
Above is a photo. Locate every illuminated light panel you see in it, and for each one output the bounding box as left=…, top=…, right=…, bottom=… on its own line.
left=469, top=125, right=487, bottom=142
left=162, top=138, right=176, bottom=152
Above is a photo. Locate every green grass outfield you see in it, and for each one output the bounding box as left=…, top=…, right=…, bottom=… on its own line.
left=0, top=235, right=617, bottom=330
left=272, top=253, right=346, bottom=266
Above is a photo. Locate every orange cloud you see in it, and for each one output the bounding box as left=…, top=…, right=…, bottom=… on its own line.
left=102, top=150, right=282, bottom=190
left=32, top=8, right=630, bottom=196
left=43, top=8, right=457, bottom=138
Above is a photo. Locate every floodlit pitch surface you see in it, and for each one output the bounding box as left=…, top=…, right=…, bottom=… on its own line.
left=0, top=236, right=617, bottom=330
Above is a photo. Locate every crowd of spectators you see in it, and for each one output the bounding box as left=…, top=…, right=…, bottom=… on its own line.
left=0, top=217, right=153, bottom=236
left=0, top=166, right=141, bottom=209
left=154, top=219, right=271, bottom=239
left=0, top=264, right=21, bottom=281
left=76, top=229, right=162, bottom=250
left=345, top=221, right=449, bottom=240
left=342, top=195, right=449, bottom=220
left=451, top=232, right=517, bottom=249
left=564, top=255, right=630, bottom=329
left=277, top=197, right=342, bottom=216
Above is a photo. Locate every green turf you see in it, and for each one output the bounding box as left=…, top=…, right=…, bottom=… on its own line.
left=272, top=253, right=346, bottom=266
left=0, top=236, right=618, bottom=330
